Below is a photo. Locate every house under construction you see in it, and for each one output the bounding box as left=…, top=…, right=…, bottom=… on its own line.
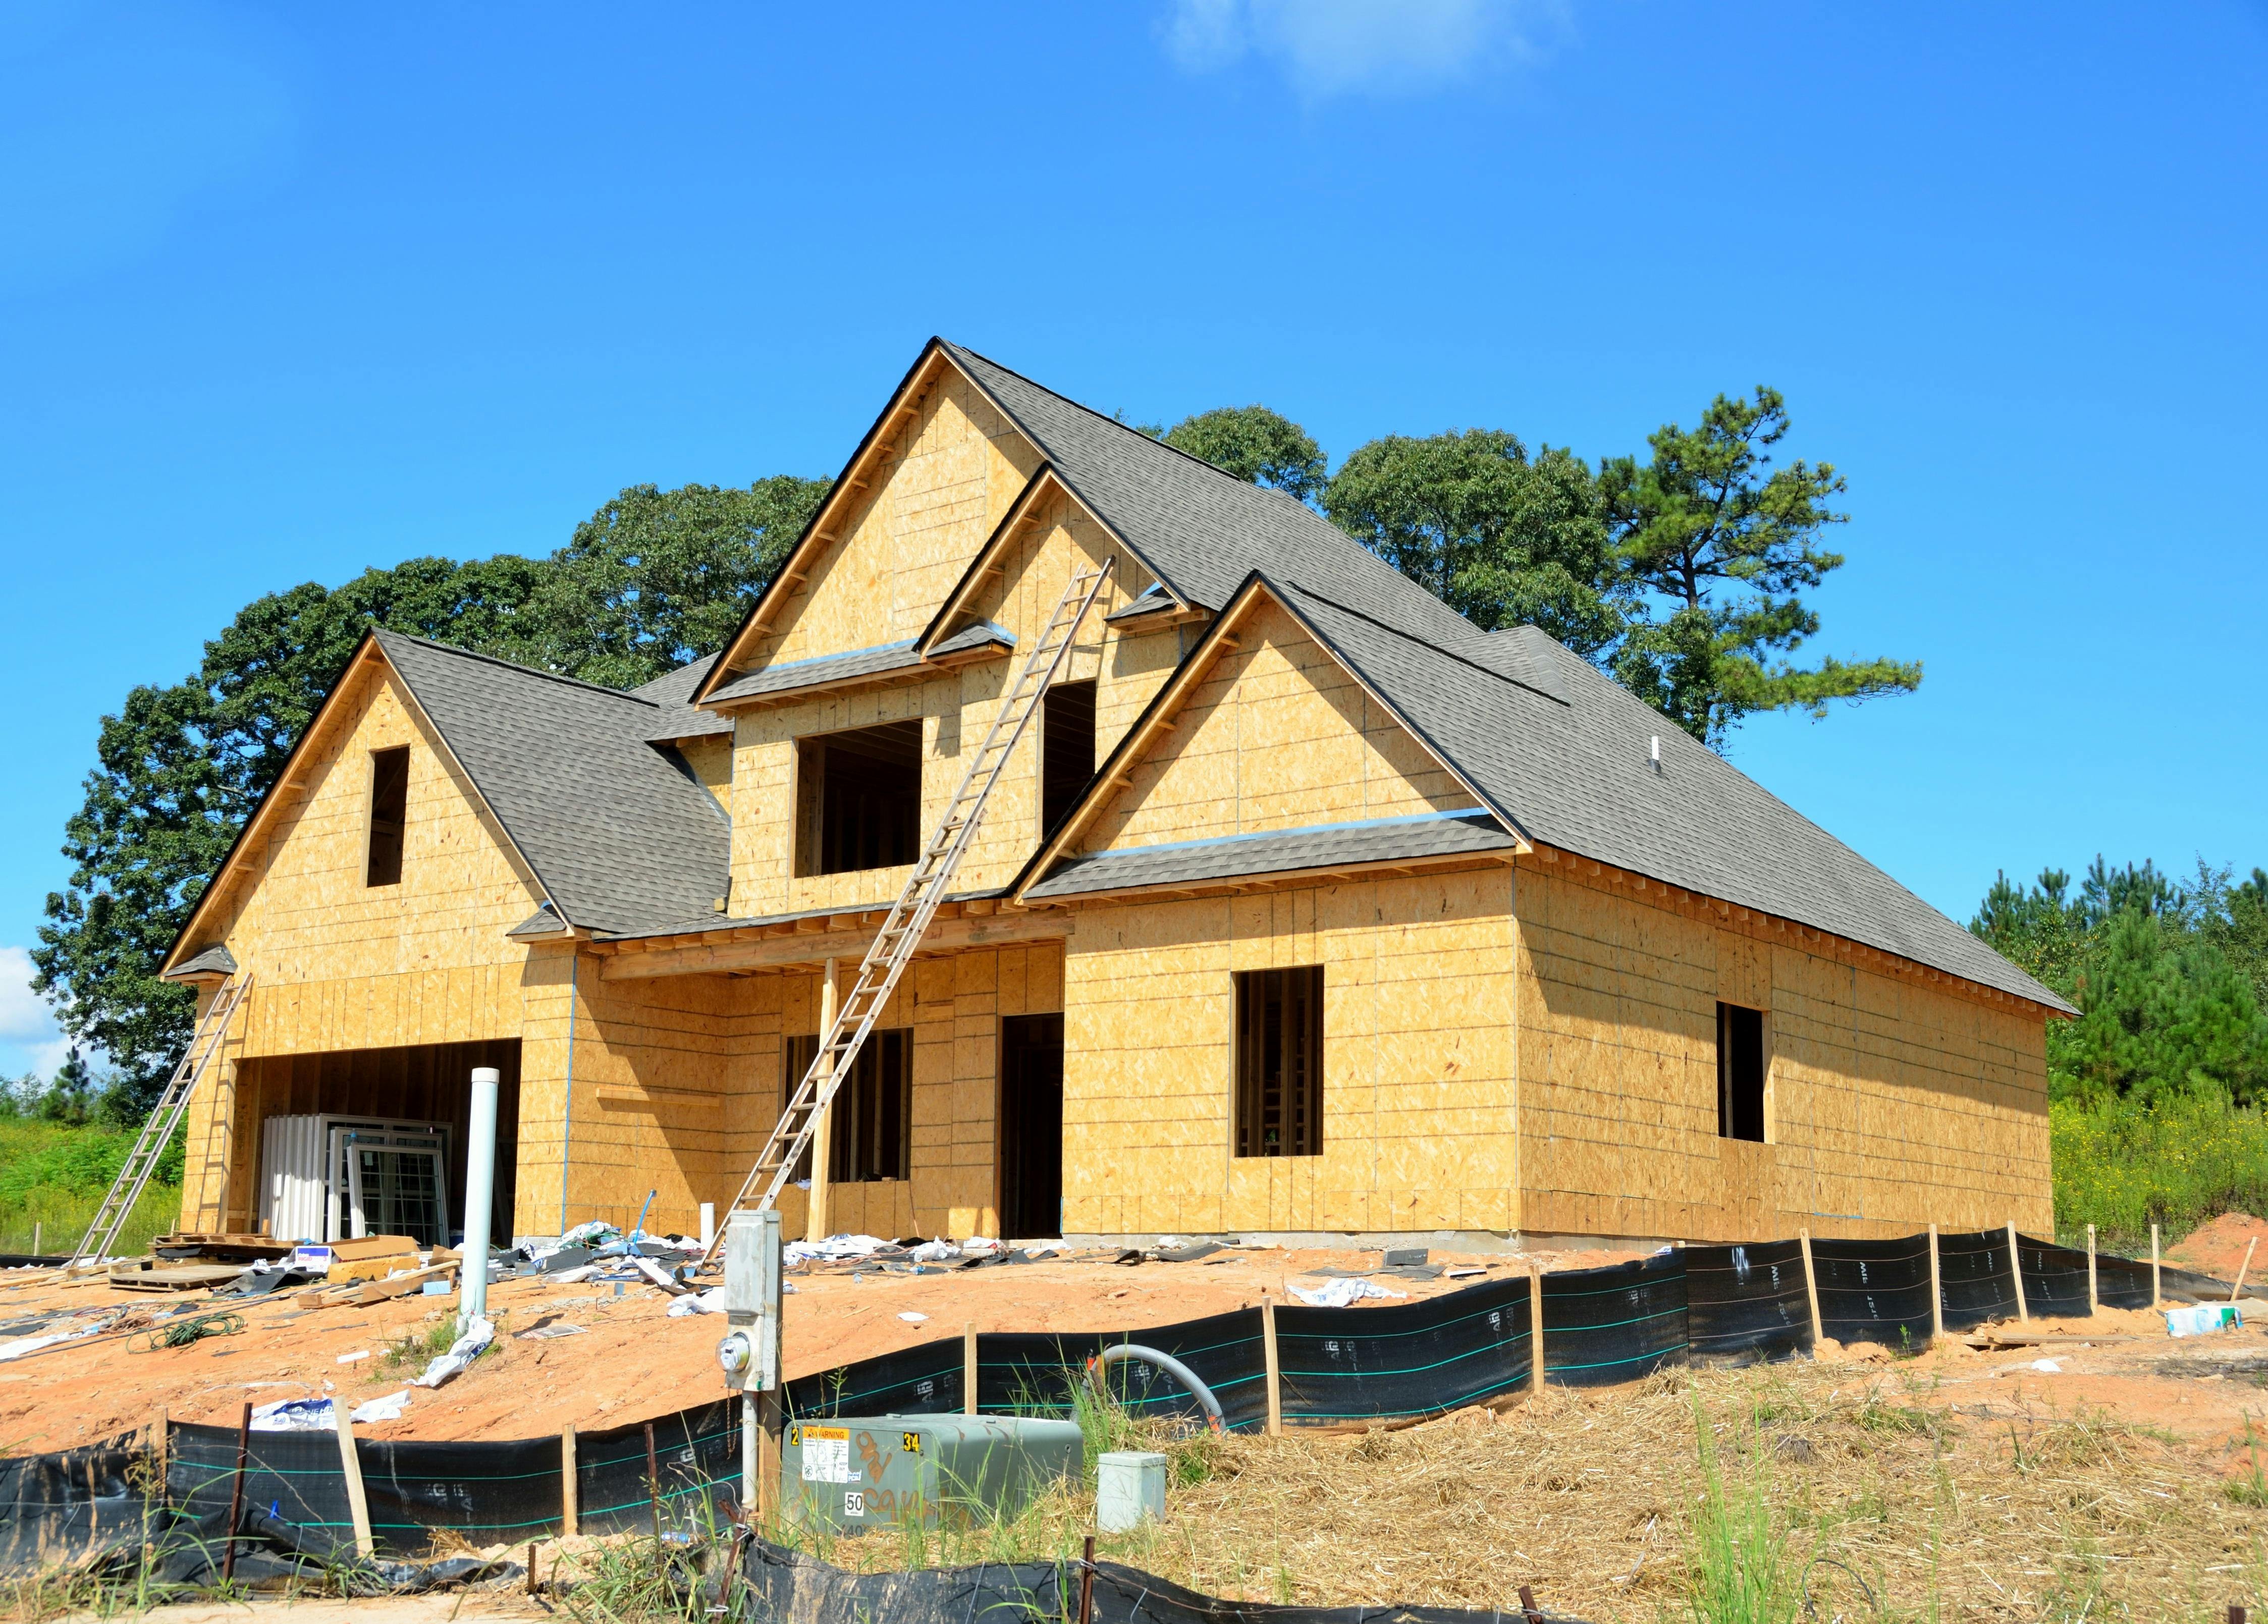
left=158, top=339, right=2072, bottom=1250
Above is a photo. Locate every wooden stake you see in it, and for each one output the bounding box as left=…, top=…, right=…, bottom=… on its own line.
left=526, top=1544, right=538, bottom=1597
left=1798, top=1229, right=1824, bottom=1349
left=644, top=1420, right=663, bottom=1544
left=333, top=1399, right=374, bottom=1559
left=2007, top=1221, right=2029, bottom=1323
left=1927, top=1224, right=1943, bottom=1344
left=963, top=1321, right=979, bottom=1416
left=1260, top=1297, right=1282, bottom=1436
left=2232, top=1237, right=2256, bottom=1303
left=1078, top=1533, right=1097, bottom=1624
left=808, top=959, right=838, bottom=1242
left=560, top=1425, right=578, bottom=1536
left=2152, top=1223, right=2163, bottom=1310
left=755, top=1389, right=782, bottom=1524
left=222, top=1401, right=251, bottom=1582
left=2086, top=1224, right=2098, bottom=1314
left=1528, top=1266, right=1546, bottom=1393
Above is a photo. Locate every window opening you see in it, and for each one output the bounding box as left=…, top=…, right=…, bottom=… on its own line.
left=795, top=721, right=922, bottom=876
left=1040, top=680, right=1097, bottom=837
left=366, top=746, right=409, bottom=887
left=789, top=1027, right=912, bottom=1182
left=1234, top=965, right=1323, bottom=1157
left=1717, top=1001, right=1767, bottom=1143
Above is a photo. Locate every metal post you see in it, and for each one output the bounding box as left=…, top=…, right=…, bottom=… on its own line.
left=461, top=1066, right=501, bottom=1331
left=723, top=1209, right=783, bottom=1513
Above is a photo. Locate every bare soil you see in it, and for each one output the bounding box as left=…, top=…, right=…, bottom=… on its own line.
left=0, top=1243, right=1633, bottom=1451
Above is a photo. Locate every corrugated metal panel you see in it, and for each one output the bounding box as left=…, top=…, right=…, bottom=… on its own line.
left=259, top=1115, right=327, bottom=1243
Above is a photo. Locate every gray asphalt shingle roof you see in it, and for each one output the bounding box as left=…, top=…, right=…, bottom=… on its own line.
left=632, top=654, right=735, bottom=741
left=1024, top=812, right=1519, bottom=900
left=704, top=639, right=927, bottom=706
left=375, top=631, right=730, bottom=936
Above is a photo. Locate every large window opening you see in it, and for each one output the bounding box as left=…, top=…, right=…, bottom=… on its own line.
left=1040, top=680, right=1097, bottom=837
left=366, top=746, right=409, bottom=887
left=1234, top=965, right=1323, bottom=1158
left=795, top=720, right=923, bottom=876
left=1717, top=1001, right=1767, bottom=1143
left=786, top=1028, right=912, bottom=1182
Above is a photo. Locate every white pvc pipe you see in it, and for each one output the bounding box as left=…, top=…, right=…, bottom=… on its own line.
left=462, top=1066, right=501, bottom=1329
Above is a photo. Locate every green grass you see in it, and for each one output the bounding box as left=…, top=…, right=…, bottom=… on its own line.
left=2052, top=1089, right=2268, bottom=1251
left=0, top=1117, right=182, bottom=1256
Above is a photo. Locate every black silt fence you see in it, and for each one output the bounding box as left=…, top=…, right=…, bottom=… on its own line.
left=1935, top=1228, right=2023, bottom=1329
left=6, top=1230, right=2257, bottom=1579
left=1538, top=1253, right=1687, bottom=1386
left=2017, top=1238, right=2096, bottom=1319
left=170, top=1402, right=737, bottom=1557
left=975, top=1309, right=1272, bottom=1432
left=787, top=1337, right=965, bottom=1420
left=1811, top=1234, right=1935, bottom=1350
left=1685, top=1241, right=1810, bottom=1365
left=1274, top=1278, right=1532, bottom=1421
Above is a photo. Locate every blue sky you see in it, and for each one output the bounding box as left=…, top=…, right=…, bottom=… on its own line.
left=2, top=2, right=2262, bottom=1078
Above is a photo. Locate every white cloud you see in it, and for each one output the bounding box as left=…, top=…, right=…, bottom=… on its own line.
left=1161, top=0, right=1552, bottom=98
left=0, top=947, right=69, bottom=1081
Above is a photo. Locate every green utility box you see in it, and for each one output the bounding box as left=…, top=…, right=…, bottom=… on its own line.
left=781, top=1414, right=1083, bottom=1531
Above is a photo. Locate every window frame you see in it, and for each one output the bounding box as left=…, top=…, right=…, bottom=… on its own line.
left=1233, top=964, right=1324, bottom=1159
left=792, top=720, right=924, bottom=878
left=790, top=1026, right=912, bottom=1183
left=1039, top=678, right=1098, bottom=839
left=365, top=745, right=410, bottom=888
left=1715, top=1000, right=1769, bottom=1144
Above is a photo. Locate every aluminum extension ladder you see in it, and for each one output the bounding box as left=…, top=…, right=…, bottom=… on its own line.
left=706, top=557, right=1116, bottom=1258
left=69, top=971, right=253, bottom=1264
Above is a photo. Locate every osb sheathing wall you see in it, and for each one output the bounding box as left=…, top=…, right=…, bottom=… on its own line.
left=1076, top=599, right=1482, bottom=856
left=1062, top=873, right=1519, bottom=1237
left=723, top=505, right=1181, bottom=918
left=1513, top=858, right=2053, bottom=1241
left=733, top=369, right=1039, bottom=670
left=175, top=662, right=552, bottom=1230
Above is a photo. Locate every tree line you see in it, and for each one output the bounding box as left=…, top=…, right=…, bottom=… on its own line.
left=34, top=385, right=1917, bottom=1109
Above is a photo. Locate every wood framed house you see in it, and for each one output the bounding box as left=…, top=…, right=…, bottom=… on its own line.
left=159, top=339, right=2071, bottom=1249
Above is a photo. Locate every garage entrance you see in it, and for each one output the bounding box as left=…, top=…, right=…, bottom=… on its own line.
left=218, top=1039, right=521, bottom=1245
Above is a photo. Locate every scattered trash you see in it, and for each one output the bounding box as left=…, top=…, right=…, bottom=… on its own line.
left=2028, top=1358, right=2063, bottom=1373
left=666, top=1290, right=726, bottom=1318
left=897, top=1311, right=929, bottom=1323
left=350, top=1389, right=412, bottom=1424
left=560, top=1221, right=622, bottom=1249
left=251, top=1397, right=336, bottom=1432
left=1447, top=1267, right=1488, bottom=1279
left=2165, top=1303, right=2242, bottom=1338
left=908, top=1239, right=960, bottom=1263
left=1381, top=1247, right=1430, bottom=1268
left=411, top=1317, right=494, bottom=1387
left=515, top=1321, right=589, bottom=1340
left=960, top=1235, right=1003, bottom=1256
left=1289, top=1278, right=1407, bottom=1308
left=337, top=1349, right=369, bottom=1364
left=419, top=1278, right=451, bottom=1296
left=1151, top=1240, right=1221, bottom=1264
left=785, top=1234, right=894, bottom=1264
left=1022, top=1238, right=1069, bottom=1256
left=634, top=1256, right=691, bottom=1295
left=0, top=1325, right=99, bottom=1362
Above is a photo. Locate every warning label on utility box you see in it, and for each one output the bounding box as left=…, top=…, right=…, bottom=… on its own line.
left=800, top=1426, right=850, bottom=1483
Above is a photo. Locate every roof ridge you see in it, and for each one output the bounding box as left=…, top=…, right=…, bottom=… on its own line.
left=1278, top=577, right=1569, bottom=707
left=944, top=341, right=1307, bottom=498
left=374, top=628, right=665, bottom=709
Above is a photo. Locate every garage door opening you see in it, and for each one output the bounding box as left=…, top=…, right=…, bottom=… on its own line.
left=230, top=1039, right=521, bottom=1246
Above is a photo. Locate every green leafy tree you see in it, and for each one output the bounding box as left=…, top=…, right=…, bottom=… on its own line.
left=1322, top=430, right=1628, bottom=656
left=1599, top=388, right=1921, bottom=747
left=524, top=477, right=829, bottom=688
left=33, top=479, right=821, bottom=1111
left=1972, top=857, right=2268, bottom=1109
left=1159, top=406, right=1328, bottom=505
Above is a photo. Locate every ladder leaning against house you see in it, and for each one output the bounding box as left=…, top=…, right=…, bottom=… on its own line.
left=69, top=971, right=254, bottom=1264
left=704, top=556, right=1116, bottom=1259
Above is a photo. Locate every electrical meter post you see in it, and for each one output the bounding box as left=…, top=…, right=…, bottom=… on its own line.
left=717, top=1208, right=783, bottom=1515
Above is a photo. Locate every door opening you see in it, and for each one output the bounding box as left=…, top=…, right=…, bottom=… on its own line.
left=998, top=1013, right=1064, bottom=1240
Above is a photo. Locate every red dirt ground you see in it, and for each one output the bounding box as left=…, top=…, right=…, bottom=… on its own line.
left=0, top=1243, right=1639, bottom=1452
left=2168, top=1210, right=2268, bottom=1281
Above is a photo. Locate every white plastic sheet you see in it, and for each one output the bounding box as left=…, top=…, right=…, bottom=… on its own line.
left=666, top=1288, right=727, bottom=1317
left=1288, top=1278, right=1407, bottom=1308
left=251, top=1397, right=336, bottom=1432
left=350, top=1389, right=412, bottom=1424
left=411, top=1316, right=494, bottom=1387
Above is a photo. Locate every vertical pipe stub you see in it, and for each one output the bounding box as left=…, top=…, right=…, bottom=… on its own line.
left=462, top=1066, right=502, bottom=1330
